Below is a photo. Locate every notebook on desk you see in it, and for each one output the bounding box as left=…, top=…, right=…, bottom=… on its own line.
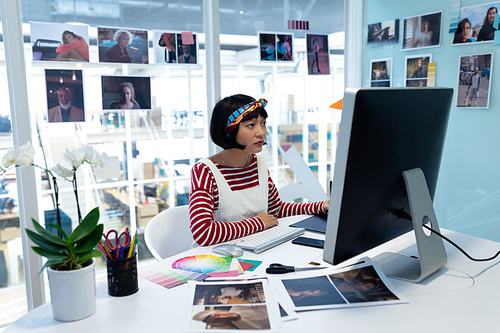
left=289, top=215, right=327, bottom=234
left=229, top=226, right=305, bottom=254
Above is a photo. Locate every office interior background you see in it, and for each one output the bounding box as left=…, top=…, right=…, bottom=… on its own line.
left=0, top=0, right=498, bottom=328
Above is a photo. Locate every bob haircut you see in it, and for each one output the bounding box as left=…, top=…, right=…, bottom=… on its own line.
left=114, top=29, right=134, bottom=44
left=210, top=94, right=268, bottom=150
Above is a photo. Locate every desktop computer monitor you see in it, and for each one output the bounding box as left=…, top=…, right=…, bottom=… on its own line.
left=323, top=87, right=454, bottom=283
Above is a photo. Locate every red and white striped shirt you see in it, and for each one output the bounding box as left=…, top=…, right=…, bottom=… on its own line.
left=189, top=154, right=327, bottom=246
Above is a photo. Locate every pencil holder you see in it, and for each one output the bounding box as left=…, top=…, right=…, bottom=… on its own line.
left=106, top=253, right=139, bottom=296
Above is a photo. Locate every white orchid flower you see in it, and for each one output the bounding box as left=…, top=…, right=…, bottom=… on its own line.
left=64, top=144, right=96, bottom=169
left=2, top=148, right=19, bottom=168
left=91, top=151, right=108, bottom=168
left=63, top=148, right=82, bottom=169
left=51, top=163, right=74, bottom=181
left=15, top=142, right=35, bottom=168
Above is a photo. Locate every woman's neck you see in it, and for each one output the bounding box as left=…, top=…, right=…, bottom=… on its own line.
left=219, top=149, right=253, bottom=168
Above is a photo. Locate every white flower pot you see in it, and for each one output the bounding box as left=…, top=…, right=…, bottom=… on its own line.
left=47, top=260, right=96, bottom=322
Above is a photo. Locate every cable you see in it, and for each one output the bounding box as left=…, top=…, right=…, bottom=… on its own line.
left=422, top=224, right=500, bottom=262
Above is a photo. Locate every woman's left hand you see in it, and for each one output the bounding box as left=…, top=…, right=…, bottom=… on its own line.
left=323, top=199, right=330, bottom=212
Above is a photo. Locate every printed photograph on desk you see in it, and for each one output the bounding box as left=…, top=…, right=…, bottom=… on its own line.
left=184, top=279, right=280, bottom=332
left=402, top=11, right=442, bottom=50
left=452, top=1, right=500, bottom=44
left=404, top=54, right=432, bottom=87
left=101, top=75, right=152, bottom=110
left=456, top=53, right=493, bottom=108
left=30, top=21, right=90, bottom=62
left=306, top=33, right=330, bottom=75
left=97, top=26, right=149, bottom=64
left=45, top=69, right=85, bottom=123
left=370, top=58, right=392, bottom=87
left=367, top=19, right=399, bottom=47
left=274, top=261, right=407, bottom=311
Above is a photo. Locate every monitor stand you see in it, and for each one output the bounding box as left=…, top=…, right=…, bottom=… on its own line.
left=373, top=167, right=447, bottom=283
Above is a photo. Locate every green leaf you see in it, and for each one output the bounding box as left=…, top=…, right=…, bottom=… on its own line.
left=26, top=229, right=68, bottom=252
left=75, top=224, right=104, bottom=254
left=32, top=246, right=67, bottom=260
left=45, top=224, right=69, bottom=241
left=37, top=259, right=66, bottom=276
left=31, top=218, right=67, bottom=246
left=77, top=249, right=103, bottom=264
left=68, top=207, right=100, bottom=243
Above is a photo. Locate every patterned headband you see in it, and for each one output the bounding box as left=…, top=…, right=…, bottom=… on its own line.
left=225, top=98, right=268, bottom=136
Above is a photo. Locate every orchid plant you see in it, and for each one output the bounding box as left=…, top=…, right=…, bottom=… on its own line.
left=2, top=142, right=109, bottom=272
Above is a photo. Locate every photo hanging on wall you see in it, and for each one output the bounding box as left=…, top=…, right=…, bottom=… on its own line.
left=306, top=33, right=330, bottom=75
left=30, top=22, right=89, bottom=62
left=45, top=69, right=85, bottom=123
left=258, top=32, right=294, bottom=62
left=402, top=11, right=442, bottom=50
left=97, top=26, right=149, bottom=64
left=153, top=31, right=198, bottom=65
left=404, top=54, right=432, bottom=87
left=101, top=75, right=152, bottom=111
left=455, top=53, right=493, bottom=109
left=370, top=58, right=392, bottom=87
left=367, top=19, right=399, bottom=47
left=452, top=2, right=500, bottom=44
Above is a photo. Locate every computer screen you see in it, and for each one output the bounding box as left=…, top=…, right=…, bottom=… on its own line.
left=323, top=87, right=454, bottom=282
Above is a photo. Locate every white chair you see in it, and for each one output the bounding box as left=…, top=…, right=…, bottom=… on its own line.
left=144, top=205, right=194, bottom=260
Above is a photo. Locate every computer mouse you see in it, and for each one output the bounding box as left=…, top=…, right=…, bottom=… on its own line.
left=212, top=245, right=244, bottom=257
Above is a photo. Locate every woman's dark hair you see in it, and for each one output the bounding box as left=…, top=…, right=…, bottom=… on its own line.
left=61, top=30, right=81, bottom=44
left=210, top=94, right=268, bottom=150
left=453, top=18, right=470, bottom=43
left=483, top=7, right=498, bottom=26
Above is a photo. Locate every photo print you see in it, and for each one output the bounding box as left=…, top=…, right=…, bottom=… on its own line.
left=154, top=31, right=177, bottom=64
left=367, top=19, right=399, bottom=46
left=306, top=33, right=330, bottom=75
left=45, top=69, right=85, bottom=123
left=370, top=58, right=392, bottom=87
left=258, top=32, right=294, bottom=62
left=31, top=22, right=89, bottom=62
left=275, top=261, right=406, bottom=312
left=456, top=53, right=493, bottom=108
left=176, top=32, right=198, bottom=64
left=405, top=54, right=432, bottom=87
left=402, top=11, right=442, bottom=50
left=185, top=279, right=279, bottom=332
left=97, top=27, right=149, bottom=64
left=453, top=1, right=500, bottom=44
left=101, top=76, right=152, bottom=110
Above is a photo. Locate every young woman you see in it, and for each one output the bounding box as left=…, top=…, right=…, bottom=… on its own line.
left=189, top=94, right=329, bottom=246
left=453, top=18, right=472, bottom=44
left=477, top=6, right=498, bottom=41
left=109, top=82, right=140, bottom=109
left=55, top=30, right=89, bottom=62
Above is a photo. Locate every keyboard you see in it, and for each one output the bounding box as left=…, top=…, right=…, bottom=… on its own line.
left=229, top=226, right=305, bottom=254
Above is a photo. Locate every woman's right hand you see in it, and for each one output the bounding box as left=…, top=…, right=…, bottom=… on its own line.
left=257, top=212, right=279, bottom=230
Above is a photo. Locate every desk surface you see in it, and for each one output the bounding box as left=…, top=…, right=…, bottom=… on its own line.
left=5, top=215, right=500, bottom=332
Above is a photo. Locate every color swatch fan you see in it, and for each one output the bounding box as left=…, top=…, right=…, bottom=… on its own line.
left=172, top=255, right=231, bottom=273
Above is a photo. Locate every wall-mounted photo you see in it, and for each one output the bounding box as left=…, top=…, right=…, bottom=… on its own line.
left=306, top=34, right=330, bottom=75
left=176, top=32, right=198, bottom=64
left=405, top=54, right=432, bottom=87
left=154, top=31, right=177, bottom=64
left=259, top=33, right=277, bottom=61
left=402, top=11, right=442, bottom=50
left=45, top=69, right=85, bottom=123
left=101, top=76, right=152, bottom=110
left=367, top=19, right=399, bottom=47
left=258, top=32, right=294, bottom=62
left=97, top=27, right=149, bottom=64
left=453, top=2, right=500, bottom=44
left=456, top=53, right=493, bottom=108
left=31, top=22, right=89, bottom=62
left=370, top=58, right=392, bottom=87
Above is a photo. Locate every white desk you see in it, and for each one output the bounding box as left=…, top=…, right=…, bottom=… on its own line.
left=5, top=215, right=500, bottom=332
